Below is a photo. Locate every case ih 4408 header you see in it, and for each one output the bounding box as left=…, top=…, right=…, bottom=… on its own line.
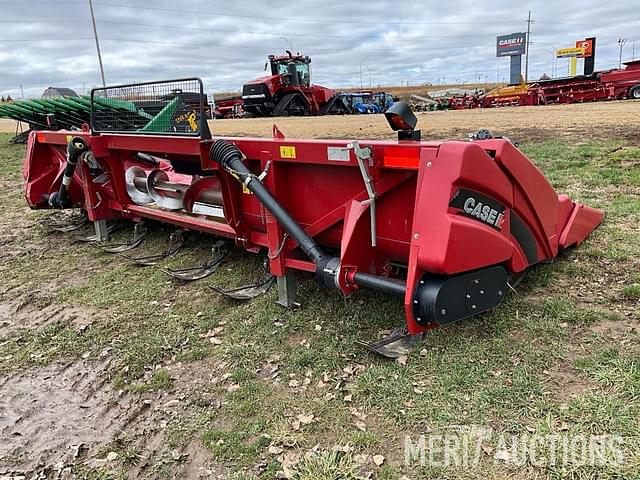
left=23, top=79, right=604, bottom=356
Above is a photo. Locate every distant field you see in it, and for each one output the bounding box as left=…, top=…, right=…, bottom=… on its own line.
left=212, top=82, right=506, bottom=102
left=0, top=119, right=27, bottom=133
left=210, top=100, right=640, bottom=144
left=342, top=82, right=506, bottom=99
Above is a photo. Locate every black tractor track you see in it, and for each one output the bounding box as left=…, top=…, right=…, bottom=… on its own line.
left=272, top=93, right=309, bottom=116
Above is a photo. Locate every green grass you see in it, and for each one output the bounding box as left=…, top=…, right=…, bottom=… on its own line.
left=0, top=133, right=639, bottom=478
left=622, top=284, right=640, bottom=300
left=129, top=368, right=174, bottom=393
left=290, top=451, right=365, bottom=480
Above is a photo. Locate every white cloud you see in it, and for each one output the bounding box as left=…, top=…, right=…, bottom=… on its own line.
left=0, top=0, right=638, bottom=97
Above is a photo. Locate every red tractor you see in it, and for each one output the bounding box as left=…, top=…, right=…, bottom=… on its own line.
left=241, top=51, right=348, bottom=116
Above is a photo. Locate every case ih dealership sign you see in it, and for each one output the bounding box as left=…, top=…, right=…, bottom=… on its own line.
left=496, top=32, right=527, bottom=57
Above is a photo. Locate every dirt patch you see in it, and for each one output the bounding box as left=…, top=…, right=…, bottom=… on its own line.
left=0, top=239, right=107, bottom=338
left=0, top=358, right=121, bottom=474
left=0, top=358, right=228, bottom=478
left=546, top=363, right=594, bottom=403
left=0, top=205, right=59, bottom=262
left=181, top=440, right=224, bottom=479
left=0, top=293, right=95, bottom=338
left=544, top=346, right=595, bottom=403
left=587, top=318, right=639, bottom=344
left=546, top=318, right=638, bottom=403
left=121, top=359, right=230, bottom=479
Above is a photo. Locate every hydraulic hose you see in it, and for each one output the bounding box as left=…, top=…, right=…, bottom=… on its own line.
left=49, top=136, right=88, bottom=209
left=210, top=140, right=326, bottom=265
left=209, top=139, right=407, bottom=297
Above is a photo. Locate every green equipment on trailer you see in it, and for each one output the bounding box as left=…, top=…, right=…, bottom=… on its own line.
left=0, top=81, right=205, bottom=143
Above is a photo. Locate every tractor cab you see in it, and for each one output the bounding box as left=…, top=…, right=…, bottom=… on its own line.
left=268, top=52, right=311, bottom=87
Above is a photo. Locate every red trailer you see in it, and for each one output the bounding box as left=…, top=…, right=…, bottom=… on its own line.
left=529, top=61, right=640, bottom=104
left=600, top=60, right=640, bottom=99
left=454, top=61, right=640, bottom=110
left=23, top=79, right=604, bottom=356
left=213, top=96, right=243, bottom=119
left=492, top=60, right=640, bottom=107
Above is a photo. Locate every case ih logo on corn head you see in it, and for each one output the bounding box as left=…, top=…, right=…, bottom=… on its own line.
left=23, top=78, right=604, bottom=357
left=242, top=51, right=349, bottom=116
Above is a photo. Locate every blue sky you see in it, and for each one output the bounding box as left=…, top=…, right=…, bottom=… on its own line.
left=0, top=0, right=638, bottom=98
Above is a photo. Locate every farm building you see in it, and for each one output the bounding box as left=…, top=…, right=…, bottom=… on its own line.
left=41, top=87, right=78, bottom=98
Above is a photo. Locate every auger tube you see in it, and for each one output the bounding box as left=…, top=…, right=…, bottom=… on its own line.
left=48, top=136, right=88, bottom=209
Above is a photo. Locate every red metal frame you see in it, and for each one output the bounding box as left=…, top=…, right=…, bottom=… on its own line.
left=23, top=128, right=604, bottom=333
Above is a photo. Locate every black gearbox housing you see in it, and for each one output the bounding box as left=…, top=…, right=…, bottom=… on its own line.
left=412, top=265, right=508, bottom=326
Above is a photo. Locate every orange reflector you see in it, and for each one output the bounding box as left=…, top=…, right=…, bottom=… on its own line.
left=383, top=146, right=420, bottom=169
left=388, top=113, right=412, bottom=130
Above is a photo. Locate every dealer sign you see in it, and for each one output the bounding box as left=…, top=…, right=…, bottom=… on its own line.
left=496, top=32, right=527, bottom=57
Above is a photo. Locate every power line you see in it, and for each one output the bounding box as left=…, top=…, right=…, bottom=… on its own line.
left=0, top=19, right=89, bottom=22
left=0, top=20, right=634, bottom=46
left=0, top=1, right=83, bottom=3
left=93, top=20, right=503, bottom=40
left=0, top=37, right=94, bottom=42
left=90, top=2, right=527, bottom=26
left=4, top=0, right=640, bottom=28
left=98, top=37, right=492, bottom=53
left=0, top=31, right=635, bottom=58
left=0, top=18, right=516, bottom=40
left=0, top=36, right=492, bottom=53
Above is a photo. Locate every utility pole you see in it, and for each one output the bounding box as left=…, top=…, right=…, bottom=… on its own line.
left=524, top=10, right=532, bottom=82
left=618, top=38, right=627, bottom=69
left=88, top=0, right=106, bottom=86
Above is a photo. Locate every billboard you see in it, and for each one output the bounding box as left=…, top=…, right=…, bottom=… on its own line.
left=496, top=32, right=527, bottom=57
left=556, top=47, right=585, bottom=58
left=575, top=38, right=594, bottom=58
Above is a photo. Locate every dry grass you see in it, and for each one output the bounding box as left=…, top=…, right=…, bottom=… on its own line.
left=208, top=100, right=640, bottom=144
